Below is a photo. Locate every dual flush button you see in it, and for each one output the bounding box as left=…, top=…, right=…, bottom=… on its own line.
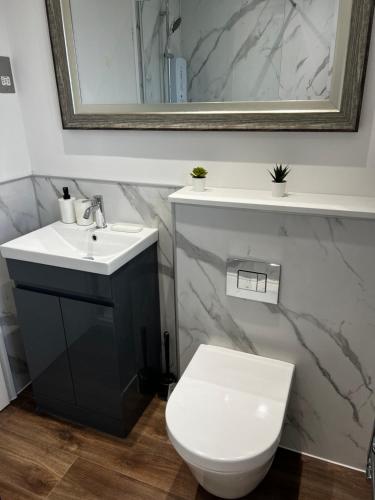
left=238, top=270, right=267, bottom=293
left=226, top=259, right=281, bottom=304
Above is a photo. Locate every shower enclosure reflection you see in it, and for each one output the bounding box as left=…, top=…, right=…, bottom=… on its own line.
left=68, top=0, right=341, bottom=105
left=137, top=0, right=185, bottom=104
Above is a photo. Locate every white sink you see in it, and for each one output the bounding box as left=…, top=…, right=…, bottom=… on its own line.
left=0, top=222, right=158, bottom=275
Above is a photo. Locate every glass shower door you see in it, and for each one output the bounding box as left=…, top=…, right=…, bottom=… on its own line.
left=0, top=331, right=12, bottom=410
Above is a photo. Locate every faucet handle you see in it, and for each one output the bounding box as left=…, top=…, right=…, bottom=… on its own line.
left=92, top=195, right=106, bottom=229
left=93, top=195, right=104, bottom=210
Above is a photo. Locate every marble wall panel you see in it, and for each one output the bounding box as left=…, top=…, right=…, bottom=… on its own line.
left=182, top=0, right=284, bottom=102
left=181, top=0, right=339, bottom=102
left=279, top=0, right=340, bottom=100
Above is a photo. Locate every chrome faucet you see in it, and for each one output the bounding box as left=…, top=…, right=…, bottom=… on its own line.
left=83, top=195, right=107, bottom=229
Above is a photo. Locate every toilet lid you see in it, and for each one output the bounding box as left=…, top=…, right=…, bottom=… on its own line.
left=166, top=345, right=294, bottom=473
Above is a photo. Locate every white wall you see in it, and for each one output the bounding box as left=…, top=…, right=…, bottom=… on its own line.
left=70, top=0, right=140, bottom=105
left=0, top=0, right=31, bottom=183
left=3, top=0, right=375, bottom=196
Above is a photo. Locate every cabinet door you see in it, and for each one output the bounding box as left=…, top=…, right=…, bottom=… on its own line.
left=60, top=298, right=121, bottom=418
left=14, top=289, right=75, bottom=404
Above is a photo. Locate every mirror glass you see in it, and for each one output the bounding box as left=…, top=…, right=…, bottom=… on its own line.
left=68, top=0, right=342, bottom=105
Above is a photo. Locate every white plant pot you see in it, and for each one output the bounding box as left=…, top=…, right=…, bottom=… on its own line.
left=272, top=182, right=287, bottom=198
left=192, top=177, right=206, bottom=192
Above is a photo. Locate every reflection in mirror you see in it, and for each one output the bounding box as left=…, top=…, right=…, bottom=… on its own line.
left=140, top=0, right=340, bottom=104
left=69, top=0, right=341, bottom=105
left=69, top=0, right=141, bottom=105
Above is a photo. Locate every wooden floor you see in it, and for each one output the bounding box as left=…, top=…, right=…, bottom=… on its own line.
left=0, top=389, right=371, bottom=500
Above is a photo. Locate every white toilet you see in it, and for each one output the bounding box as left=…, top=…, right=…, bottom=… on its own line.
left=166, top=345, right=294, bottom=499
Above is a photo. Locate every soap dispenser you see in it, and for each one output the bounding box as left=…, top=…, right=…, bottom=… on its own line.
left=58, top=187, right=76, bottom=224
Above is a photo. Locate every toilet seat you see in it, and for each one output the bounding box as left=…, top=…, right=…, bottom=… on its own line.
left=166, top=345, right=294, bottom=474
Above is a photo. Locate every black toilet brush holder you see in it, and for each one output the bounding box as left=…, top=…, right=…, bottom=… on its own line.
left=158, top=331, right=177, bottom=400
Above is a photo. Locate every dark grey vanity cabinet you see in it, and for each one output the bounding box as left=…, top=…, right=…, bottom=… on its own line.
left=61, top=298, right=121, bottom=417
left=7, top=244, right=161, bottom=437
left=14, top=289, right=76, bottom=405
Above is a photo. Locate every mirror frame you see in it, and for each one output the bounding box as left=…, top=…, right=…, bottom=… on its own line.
left=45, top=0, right=374, bottom=131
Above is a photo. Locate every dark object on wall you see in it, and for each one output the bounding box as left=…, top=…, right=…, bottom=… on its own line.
left=6, top=244, right=161, bottom=437
left=158, top=331, right=177, bottom=400
left=170, top=17, right=182, bottom=34
left=0, top=56, right=15, bottom=94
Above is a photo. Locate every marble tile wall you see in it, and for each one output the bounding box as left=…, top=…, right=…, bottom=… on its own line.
left=181, top=0, right=339, bottom=102
left=33, top=176, right=179, bottom=373
left=279, top=0, right=340, bottom=101
left=0, top=177, right=40, bottom=396
left=175, top=203, right=375, bottom=469
left=182, top=0, right=284, bottom=102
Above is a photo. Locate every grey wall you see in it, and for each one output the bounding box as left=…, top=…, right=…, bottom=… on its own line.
left=175, top=203, right=375, bottom=470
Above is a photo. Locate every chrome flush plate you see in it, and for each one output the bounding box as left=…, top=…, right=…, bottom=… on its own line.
left=226, top=258, right=281, bottom=304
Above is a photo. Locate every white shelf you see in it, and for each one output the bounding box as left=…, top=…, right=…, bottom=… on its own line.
left=168, top=186, right=375, bottom=219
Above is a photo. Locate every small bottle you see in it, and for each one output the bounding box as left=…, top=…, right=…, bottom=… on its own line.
left=58, top=187, right=76, bottom=224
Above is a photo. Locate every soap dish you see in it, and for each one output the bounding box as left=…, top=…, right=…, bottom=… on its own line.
left=111, top=223, right=143, bottom=233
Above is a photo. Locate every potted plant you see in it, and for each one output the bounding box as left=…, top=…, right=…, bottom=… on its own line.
left=190, top=166, right=208, bottom=192
left=269, top=164, right=290, bottom=197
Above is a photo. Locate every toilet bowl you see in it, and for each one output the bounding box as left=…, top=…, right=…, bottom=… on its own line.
left=166, top=345, right=294, bottom=499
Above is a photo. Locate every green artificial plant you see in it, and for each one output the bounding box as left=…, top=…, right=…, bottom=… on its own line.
left=191, top=166, right=208, bottom=178
left=269, top=164, right=290, bottom=183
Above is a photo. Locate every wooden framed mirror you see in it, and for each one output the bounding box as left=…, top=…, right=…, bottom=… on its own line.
left=46, top=0, right=374, bottom=131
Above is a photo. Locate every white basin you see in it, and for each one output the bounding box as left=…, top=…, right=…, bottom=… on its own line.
left=0, top=222, right=158, bottom=275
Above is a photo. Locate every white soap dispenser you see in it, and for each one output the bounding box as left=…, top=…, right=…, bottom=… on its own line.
left=58, top=187, right=76, bottom=224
